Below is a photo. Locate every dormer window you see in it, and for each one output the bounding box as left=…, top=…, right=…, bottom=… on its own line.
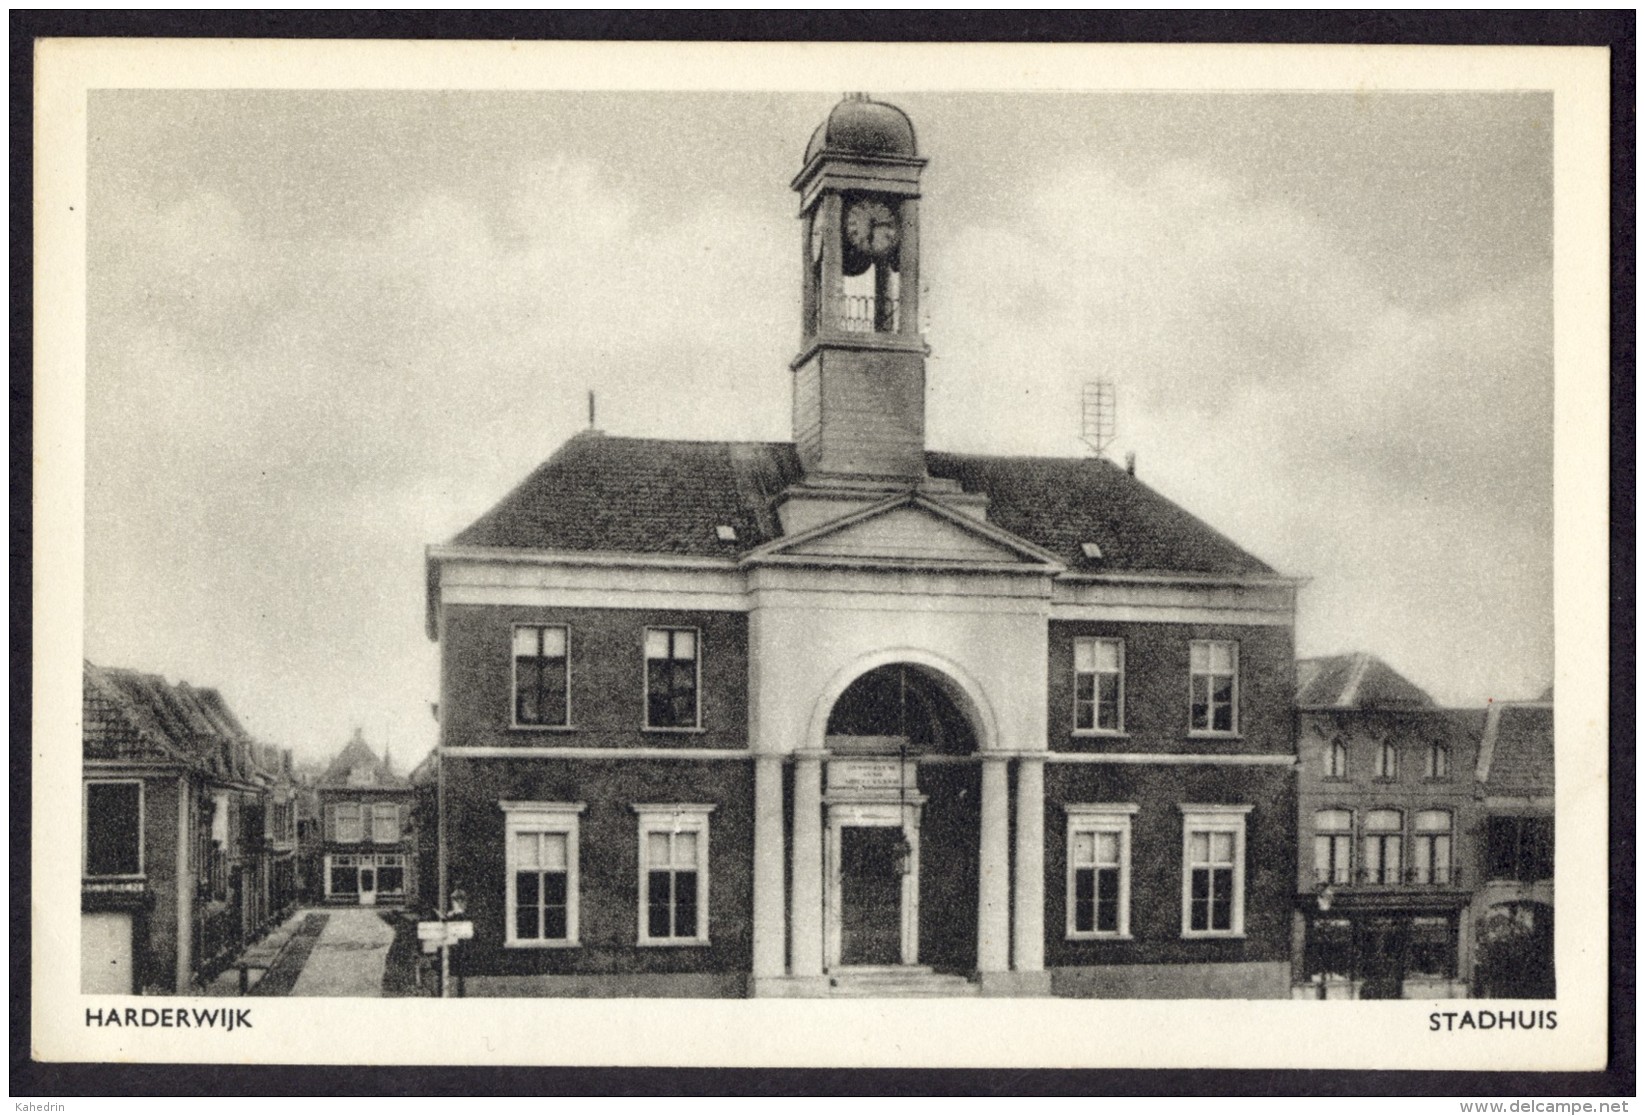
left=715, top=525, right=737, bottom=542
left=1080, top=542, right=1104, bottom=560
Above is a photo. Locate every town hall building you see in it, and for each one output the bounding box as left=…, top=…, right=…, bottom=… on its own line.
left=425, top=95, right=1302, bottom=997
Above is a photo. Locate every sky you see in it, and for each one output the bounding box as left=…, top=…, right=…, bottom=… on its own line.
left=83, top=90, right=1555, bottom=766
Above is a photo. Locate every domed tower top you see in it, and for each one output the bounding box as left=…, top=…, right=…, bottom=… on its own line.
left=803, top=93, right=918, bottom=165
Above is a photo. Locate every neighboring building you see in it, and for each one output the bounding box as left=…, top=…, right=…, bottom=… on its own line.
left=1470, top=697, right=1555, bottom=999
left=1292, top=654, right=1484, bottom=999
left=81, top=661, right=293, bottom=994
left=314, top=729, right=417, bottom=907
left=423, top=96, right=1302, bottom=998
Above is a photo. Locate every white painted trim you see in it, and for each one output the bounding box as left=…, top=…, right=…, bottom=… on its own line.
left=444, top=584, right=750, bottom=612
left=803, top=647, right=1001, bottom=756
left=1064, top=804, right=1137, bottom=940
left=634, top=805, right=714, bottom=947
left=430, top=544, right=737, bottom=571
left=1046, top=752, right=1295, bottom=766
left=741, top=489, right=1067, bottom=571
left=445, top=747, right=751, bottom=760
left=1057, top=571, right=1308, bottom=588
left=502, top=802, right=584, bottom=949
left=824, top=799, right=923, bottom=969
left=1050, top=604, right=1292, bottom=627
left=1180, top=805, right=1251, bottom=939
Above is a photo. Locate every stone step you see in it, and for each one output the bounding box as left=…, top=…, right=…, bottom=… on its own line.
left=826, top=968, right=979, bottom=998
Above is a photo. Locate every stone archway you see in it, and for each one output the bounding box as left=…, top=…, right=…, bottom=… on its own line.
left=819, top=662, right=983, bottom=974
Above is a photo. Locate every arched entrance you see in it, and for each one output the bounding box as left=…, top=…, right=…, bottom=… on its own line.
left=822, top=664, right=981, bottom=974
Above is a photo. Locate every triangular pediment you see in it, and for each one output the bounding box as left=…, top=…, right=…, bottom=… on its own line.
left=743, top=493, right=1064, bottom=572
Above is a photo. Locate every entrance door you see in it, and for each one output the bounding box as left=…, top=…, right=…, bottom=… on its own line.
left=1358, top=917, right=1408, bottom=1000
left=82, top=912, right=134, bottom=994
left=839, top=827, right=903, bottom=965
left=359, top=866, right=377, bottom=907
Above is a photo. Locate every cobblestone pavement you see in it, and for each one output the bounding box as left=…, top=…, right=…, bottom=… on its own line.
left=288, top=907, right=398, bottom=998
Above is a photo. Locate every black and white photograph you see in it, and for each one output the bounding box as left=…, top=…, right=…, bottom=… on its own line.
left=30, top=37, right=1612, bottom=1072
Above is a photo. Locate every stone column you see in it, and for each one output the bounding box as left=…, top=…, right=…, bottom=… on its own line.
left=790, top=752, right=825, bottom=978
left=751, top=753, right=786, bottom=985
left=977, top=754, right=1012, bottom=974
left=1011, top=754, right=1046, bottom=975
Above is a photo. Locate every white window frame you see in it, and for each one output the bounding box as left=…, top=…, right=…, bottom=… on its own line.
left=333, top=802, right=363, bottom=844
left=1072, top=638, right=1126, bottom=735
left=634, top=804, right=714, bottom=946
left=83, top=778, right=145, bottom=878
left=502, top=801, right=585, bottom=949
left=1179, top=804, right=1251, bottom=938
left=1325, top=738, right=1350, bottom=779
left=1188, top=640, right=1240, bottom=735
left=642, top=627, right=703, bottom=731
left=511, top=623, right=572, bottom=730
left=1065, top=804, right=1138, bottom=940
left=371, top=802, right=400, bottom=844
left=1363, top=808, right=1405, bottom=885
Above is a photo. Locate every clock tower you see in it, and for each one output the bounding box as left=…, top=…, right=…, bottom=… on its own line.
left=790, top=94, right=929, bottom=486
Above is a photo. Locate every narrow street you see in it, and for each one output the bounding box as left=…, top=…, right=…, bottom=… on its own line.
left=214, top=907, right=427, bottom=998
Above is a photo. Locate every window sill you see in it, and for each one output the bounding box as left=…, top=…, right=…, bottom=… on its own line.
left=641, top=725, right=707, bottom=735
left=1071, top=730, right=1129, bottom=740
left=505, top=939, right=582, bottom=950
left=510, top=723, right=579, bottom=733
left=638, top=938, right=712, bottom=948
left=1186, top=731, right=1242, bottom=740
left=1067, top=933, right=1133, bottom=942
left=1181, top=931, right=1246, bottom=940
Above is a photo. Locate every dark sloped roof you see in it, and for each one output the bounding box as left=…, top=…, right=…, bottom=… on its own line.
left=319, top=729, right=408, bottom=789
left=450, top=434, right=1275, bottom=577
left=1296, top=652, right=1433, bottom=709
left=83, top=661, right=287, bottom=780
left=1479, top=703, right=1554, bottom=795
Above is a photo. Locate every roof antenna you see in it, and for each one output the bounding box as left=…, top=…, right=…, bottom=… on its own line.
left=1080, top=380, right=1116, bottom=457
left=588, top=390, right=596, bottom=430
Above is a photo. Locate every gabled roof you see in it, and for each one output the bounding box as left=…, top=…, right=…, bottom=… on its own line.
left=318, top=728, right=408, bottom=790
left=83, top=661, right=287, bottom=782
left=446, top=433, right=1276, bottom=577
left=1477, top=701, right=1554, bottom=796
left=1297, top=652, right=1433, bottom=709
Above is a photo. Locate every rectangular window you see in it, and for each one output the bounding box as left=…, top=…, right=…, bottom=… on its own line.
left=1407, top=916, right=1457, bottom=979
left=1425, top=742, right=1452, bottom=780
left=1374, top=741, right=1399, bottom=780
left=1363, top=809, right=1404, bottom=884
left=1189, top=641, right=1238, bottom=733
left=328, top=855, right=359, bottom=896
left=1486, top=815, right=1554, bottom=882
left=376, top=854, right=406, bottom=895
left=513, top=625, right=570, bottom=727
left=372, top=803, right=400, bottom=844
left=503, top=802, right=584, bottom=947
left=1181, top=805, right=1250, bottom=937
left=635, top=805, right=713, bottom=945
left=1073, top=638, right=1125, bottom=732
left=1066, top=805, right=1137, bottom=939
left=333, top=802, right=362, bottom=844
left=1325, top=739, right=1350, bottom=779
left=1411, top=809, right=1453, bottom=885
left=1313, top=809, right=1353, bottom=885
left=84, top=781, right=143, bottom=877
left=645, top=628, right=700, bottom=729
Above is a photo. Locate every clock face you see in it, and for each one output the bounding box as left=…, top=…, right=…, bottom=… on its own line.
left=844, top=198, right=900, bottom=259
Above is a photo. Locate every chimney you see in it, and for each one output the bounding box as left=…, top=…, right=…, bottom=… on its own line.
left=1126, top=452, right=1136, bottom=477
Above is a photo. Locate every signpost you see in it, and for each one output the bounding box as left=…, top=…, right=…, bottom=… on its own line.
left=426, top=889, right=470, bottom=997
